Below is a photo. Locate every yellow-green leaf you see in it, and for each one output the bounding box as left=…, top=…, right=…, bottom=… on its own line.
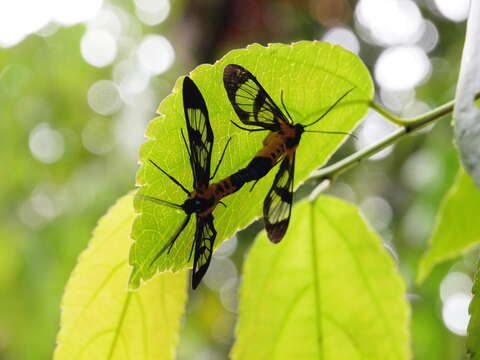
left=232, top=196, right=410, bottom=360
left=417, top=168, right=480, bottom=282
left=130, top=41, right=373, bottom=287
left=54, top=193, right=187, bottom=360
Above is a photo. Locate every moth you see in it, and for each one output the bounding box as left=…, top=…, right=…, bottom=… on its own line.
left=224, top=64, right=354, bottom=243
left=139, top=76, right=245, bottom=289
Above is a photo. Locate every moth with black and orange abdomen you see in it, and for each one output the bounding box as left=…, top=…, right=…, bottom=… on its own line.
left=224, top=64, right=355, bottom=243
left=138, top=76, right=245, bottom=289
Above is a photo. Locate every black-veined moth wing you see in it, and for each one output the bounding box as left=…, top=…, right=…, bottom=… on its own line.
left=263, top=153, right=295, bottom=243
left=192, top=214, right=217, bottom=289
left=223, top=64, right=289, bottom=131
left=183, top=76, right=214, bottom=191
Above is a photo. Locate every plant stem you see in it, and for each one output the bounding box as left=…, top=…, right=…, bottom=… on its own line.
left=369, top=98, right=456, bottom=128
left=311, top=127, right=405, bottom=183
left=368, top=101, right=405, bottom=126
left=310, top=98, right=458, bottom=183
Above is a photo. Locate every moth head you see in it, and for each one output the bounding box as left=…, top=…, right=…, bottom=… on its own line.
left=183, top=197, right=211, bottom=214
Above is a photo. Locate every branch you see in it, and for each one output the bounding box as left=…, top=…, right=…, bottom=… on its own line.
left=310, top=94, right=480, bottom=184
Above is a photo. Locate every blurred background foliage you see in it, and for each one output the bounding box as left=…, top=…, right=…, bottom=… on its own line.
left=0, top=0, right=475, bottom=359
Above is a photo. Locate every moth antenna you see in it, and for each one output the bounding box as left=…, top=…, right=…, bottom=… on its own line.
left=135, top=194, right=183, bottom=209
left=280, top=90, right=294, bottom=124
left=305, top=130, right=358, bottom=140
left=303, top=87, right=356, bottom=128
left=148, top=159, right=190, bottom=195
left=150, top=214, right=192, bottom=266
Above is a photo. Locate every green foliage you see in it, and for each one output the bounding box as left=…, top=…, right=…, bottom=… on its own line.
left=0, top=26, right=135, bottom=360
left=417, top=168, right=480, bottom=282
left=54, top=193, right=187, bottom=360
left=3, top=2, right=477, bottom=359
left=129, top=41, right=374, bottom=288
left=232, top=196, right=410, bottom=360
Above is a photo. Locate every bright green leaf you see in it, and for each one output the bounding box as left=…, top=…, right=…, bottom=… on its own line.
left=468, top=266, right=480, bottom=359
left=129, top=41, right=374, bottom=287
left=54, top=193, right=188, bottom=360
left=232, top=196, right=410, bottom=360
left=417, top=168, right=480, bottom=282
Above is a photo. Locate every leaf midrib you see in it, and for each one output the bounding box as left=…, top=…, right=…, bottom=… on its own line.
left=309, top=201, right=324, bottom=360
left=317, top=205, right=401, bottom=360
left=107, top=293, right=133, bottom=360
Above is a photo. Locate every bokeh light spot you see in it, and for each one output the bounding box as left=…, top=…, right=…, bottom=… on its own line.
left=87, top=7, right=123, bottom=39
left=115, top=103, right=153, bottom=160
left=81, top=29, right=117, bottom=67
left=355, top=0, right=424, bottom=46
left=87, top=80, right=122, bottom=115
left=440, top=272, right=472, bottom=303
left=401, top=149, right=443, bottom=190
left=360, top=196, right=393, bottom=232
left=375, top=46, right=431, bottom=91
left=442, top=293, right=471, bottom=336
left=135, top=0, right=170, bottom=26
left=137, top=35, right=175, bottom=75
left=31, top=185, right=60, bottom=220
left=435, top=0, right=470, bottom=22
left=326, top=182, right=357, bottom=203
left=203, top=258, right=237, bottom=292
left=380, top=88, right=415, bottom=113
left=114, top=59, right=151, bottom=100
left=416, top=20, right=439, bottom=53
left=29, top=123, right=65, bottom=164
left=322, top=27, right=360, bottom=54
left=401, top=101, right=431, bottom=119
left=356, top=110, right=399, bottom=160
left=17, top=201, right=45, bottom=228
left=135, top=0, right=169, bottom=13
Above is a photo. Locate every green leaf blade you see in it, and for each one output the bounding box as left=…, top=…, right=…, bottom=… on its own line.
left=54, top=193, right=187, bottom=360
left=232, top=196, right=410, bottom=360
left=418, top=168, right=480, bottom=282
left=130, top=41, right=374, bottom=287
